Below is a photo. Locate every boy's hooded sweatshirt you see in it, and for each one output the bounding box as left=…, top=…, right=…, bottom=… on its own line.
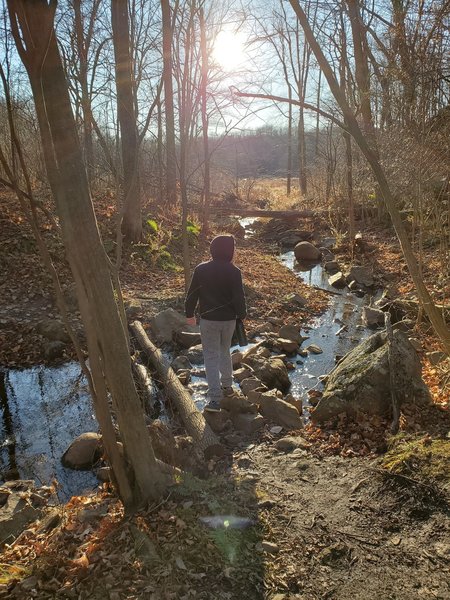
left=185, top=235, right=247, bottom=321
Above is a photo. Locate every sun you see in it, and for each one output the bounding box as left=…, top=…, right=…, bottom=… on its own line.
left=212, top=30, right=246, bottom=72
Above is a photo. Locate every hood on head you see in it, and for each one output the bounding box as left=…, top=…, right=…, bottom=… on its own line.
left=210, top=235, right=235, bottom=262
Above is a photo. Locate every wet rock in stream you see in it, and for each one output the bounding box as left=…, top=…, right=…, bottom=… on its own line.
left=311, top=330, right=430, bottom=422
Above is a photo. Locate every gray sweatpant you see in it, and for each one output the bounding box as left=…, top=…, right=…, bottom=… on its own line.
left=200, top=318, right=236, bottom=402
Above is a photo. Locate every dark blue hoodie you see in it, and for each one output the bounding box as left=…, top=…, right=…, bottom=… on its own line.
left=185, top=235, right=247, bottom=321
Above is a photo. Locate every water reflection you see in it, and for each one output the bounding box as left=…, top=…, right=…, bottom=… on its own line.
left=280, top=251, right=369, bottom=410
left=0, top=364, right=98, bottom=500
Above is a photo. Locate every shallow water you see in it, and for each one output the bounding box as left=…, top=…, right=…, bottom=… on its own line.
left=280, top=252, right=369, bottom=407
left=0, top=364, right=97, bottom=500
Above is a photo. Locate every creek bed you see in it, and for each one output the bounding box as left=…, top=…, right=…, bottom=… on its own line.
left=279, top=251, right=370, bottom=411
left=0, top=238, right=371, bottom=495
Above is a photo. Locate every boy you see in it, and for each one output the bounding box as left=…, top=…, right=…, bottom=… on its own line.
left=185, top=235, right=246, bottom=411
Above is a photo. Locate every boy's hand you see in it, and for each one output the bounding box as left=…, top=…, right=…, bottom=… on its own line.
left=186, top=316, right=196, bottom=326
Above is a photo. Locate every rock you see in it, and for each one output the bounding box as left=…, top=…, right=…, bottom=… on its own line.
left=151, top=308, right=197, bottom=344
left=44, top=340, right=66, bottom=361
left=269, top=425, right=283, bottom=434
left=232, top=351, right=243, bottom=368
left=426, top=351, right=447, bottom=366
left=0, top=481, right=45, bottom=546
left=311, top=330, right=430, bottom=422
left=258, top=391, right=303, bottom=430
left=347, top=265, right=374, bottom=287
left=294, top=241, right=321, bottom=261
left=276, top=338, right=299, bottom=354
left=61, top=433, right=102, bottom=470
left=220, top=394, right=258, bottom=414
left=124, top=299, right=142, bottom=320
left=203, top=409, right=232, bottom=433
left=234, top=366, right=253, bottom=383
left=284, top=393, right=303, bottom=414
left=307, top=344, right=323, bottom=354
left=328, top=272, right=347, bottom=288
left=173, top=330, right=201, bottom=348
left=362, top=306, right=385, bottom=328
left=278, top=324, right=303, bottom=343
left=275, top=436, right=307, bottom=452
left=240, top=377, right=266, bottom=396
left=252, top=322, right=275, bottom=335
left=324, top=260, right=340, bottom=274
left=244, top=357, right=291, bottom=393
left=171, top=355, right=192, bottom=371
left=284, top=293, right=308, bottom=308
left=232, top=413, right=265, bottom=434
left=256, top=347, right=271, bottom=359
left=182, top=344, right=204, bottom=365
left=37, top=319, right=70, bottom=343
left=247, top=389, right=263, bottom=404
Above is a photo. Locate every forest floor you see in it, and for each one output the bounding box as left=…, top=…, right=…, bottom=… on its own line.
left=0, top=189, right=449, bottom=599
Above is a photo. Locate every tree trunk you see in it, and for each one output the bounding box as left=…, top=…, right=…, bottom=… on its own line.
left=289, top=0, right=450, bottom=355
left=161, top=0, right=177, bottom=205
left=73, top=0, right=94, bottom=182
left=130, top=321, right=223, bottom=458
left=200, top=8, right=211, bottom=234
left=8, top=0, right=168, bottom=510
left=111, top=0, right=141, bottom=242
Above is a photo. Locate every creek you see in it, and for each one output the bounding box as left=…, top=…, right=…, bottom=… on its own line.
left=0, top=228, right=370, bottom=497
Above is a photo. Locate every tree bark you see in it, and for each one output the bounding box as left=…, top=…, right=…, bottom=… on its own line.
left=111, top=0, right=142, bottom=242
left=200, top=8, right=211, bottom=233
left=8, top=0, right=168, bottom=510
left=161, top=0, right=177, bottom=205
left=288, top=0, right=450, bottom=354
left=130, top=321, right=223, bottom=458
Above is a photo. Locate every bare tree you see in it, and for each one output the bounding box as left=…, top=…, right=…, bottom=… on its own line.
left=111, top=0, right=142, bottom=241
left=288, top=0, right=450, bottom=354
left=7, top=0, right=169, bottom=510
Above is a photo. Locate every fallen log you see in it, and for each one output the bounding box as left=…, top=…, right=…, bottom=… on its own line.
left=132, top=360, right=157, bottom=416
left=208, top=208, right=316, bottom=219
left=130, top=321, right=223, bottom=458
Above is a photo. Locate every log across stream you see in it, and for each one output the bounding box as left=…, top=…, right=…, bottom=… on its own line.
left=0, top=247, right=373, bottom=498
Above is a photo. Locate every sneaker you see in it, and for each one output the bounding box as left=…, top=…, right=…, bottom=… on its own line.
left=221, top=386, right=235, bottom=397
left=204, top=399, right=221, bottom=412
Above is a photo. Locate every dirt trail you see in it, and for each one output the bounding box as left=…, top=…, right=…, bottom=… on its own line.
left=231, top=441, right=449, bottom=599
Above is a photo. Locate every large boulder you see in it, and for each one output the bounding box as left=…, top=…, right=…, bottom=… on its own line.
left=294, top=241, right=321, bottom=262
left=243, top=356, right=291, bottom=393
left=151, top=308, right=198, bottom=344
left=62, top=433, right=102, bottom=470
left=311, top=330, right=430, bottom=422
